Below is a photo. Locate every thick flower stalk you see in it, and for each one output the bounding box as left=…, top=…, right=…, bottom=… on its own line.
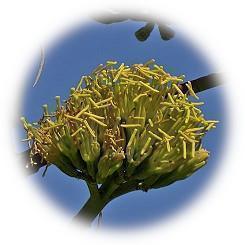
left=21, top=60, right=218, bottom=224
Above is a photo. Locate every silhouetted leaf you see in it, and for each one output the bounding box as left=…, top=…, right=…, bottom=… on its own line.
left=135, top=22, right=155, bottom=41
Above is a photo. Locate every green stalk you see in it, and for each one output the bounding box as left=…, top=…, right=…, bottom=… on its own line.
left=73, top=178, right=119, bottom=224
left=73, top=195, right=109, bottom=224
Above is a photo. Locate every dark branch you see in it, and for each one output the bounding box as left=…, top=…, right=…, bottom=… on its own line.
left=180, top=73, right=221, bottom=94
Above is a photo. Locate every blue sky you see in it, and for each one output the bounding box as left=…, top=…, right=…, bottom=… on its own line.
left=19, top=20, right=225, bottom=228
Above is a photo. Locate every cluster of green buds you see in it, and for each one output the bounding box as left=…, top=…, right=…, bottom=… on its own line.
left=21, top=60, right=218, bottom=190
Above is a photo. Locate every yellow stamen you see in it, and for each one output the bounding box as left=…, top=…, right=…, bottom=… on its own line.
left=92, top=64, right=104, bottom=74
left=55, top=96, right=61, bottom=109
left=148, top=119, right=154, bottom=127
left=205, top=120, right=219, bottom=123
left=185, top=108, right=190, bottom=123
left=21, top=138, right=31, bottom=142
left=138, top=81, right=159, bottom=93
left=94, top=77, right=102, bottom=89
left=186, top=81, right=199, bottom=99
left=158, top=128, right=173, bottom=139
left=206, top=122, right=216, bottom=131
left=190, top=132, right=205, bottom=136
left=115, top=139, right=125, bottom=143
left=148, top=131, right=162, bottom=141
left=77, top=94, right=91, bottom=97
left=89, top=98, right=99, bottom=108
left=141, top=137, right=152, bottom=155
left=160, top=102, right=175, bottom=107
left=183, top=140, right=187, bottom=159
left=185, top=127, right=204, bottom=133
left=76, top=105, right=90, bottom=118
left=191, top=141, right=196, bottom=158
left=133, top=93, right=148, bottom=102
left=83, top=112, right=105, bottom=120
left=110, top=100, right=117, bottom=108
left=96, top=103, right=111, bottom=108
left=171, top=77, right=184, bottom=82
left=76, top=76, right=84, bottom=90
left=166, top=139, right=171, bottom=152
left=191, top=107, right=198, bottom=118
left=172, top=84, right=184, bottom=96
left=120, top=124, right=142, bottom=128
left=127, top=129, right=138, bottom=147
left=129, top=74, right=146, bottom=80
left=88, top=117, right=107, bottom=127
left=110, top=138, right=117, bottom=146
left=84, top=120, right=95, bottom=137
left=92, top=88, right=102, bottom=98
left=113, top=63, right=124, bottom=82
left=71, top=127, right=84, bottom=137
left=120, top=78, right=137, bottom=84
left=133, top=116, right=145, bottom=120
left=95, top=97, right=113, bottom=106
left=144, top=59, right=155, bottom=66
left=153, top=64, right=167, bottom=75
left=191, top=102, right=204, bottom=106
left=65, top=114, right=83, bottom=123
left=168, top=93, right=175, bottom=104
left=70, top=87, right=76, bottom=94
left=179, top=131, right=198, bottom=143
left=42, top=104, right=49, bottom=116
left=46, top=119, right=55, bottom=126
left=42, top=124, right=64, bottom=130
left=106, top=61, right=117, bottom=66
left=141, top=68, right=160, bottom=77
left=83, top=89, right=93, bottom=94
left=192, top=107, right=202, bottom=113
left=136, top=67, right=152, bottom=79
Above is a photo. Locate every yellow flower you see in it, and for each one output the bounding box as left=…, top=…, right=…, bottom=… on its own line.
left=21, top=60, right=218, bottom=188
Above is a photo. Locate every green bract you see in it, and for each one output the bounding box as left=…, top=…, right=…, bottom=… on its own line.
left=21, top=60, right=218, bottom=190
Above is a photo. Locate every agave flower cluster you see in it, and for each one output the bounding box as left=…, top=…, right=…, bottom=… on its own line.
left=21, top=60, right=218, bottom=190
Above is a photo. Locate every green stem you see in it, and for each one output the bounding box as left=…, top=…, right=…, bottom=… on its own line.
left=73, top=195, right=109, bottom=224
left=73, top=178, right=119, bottom=224
left=87, top=182, right=100, bottom=198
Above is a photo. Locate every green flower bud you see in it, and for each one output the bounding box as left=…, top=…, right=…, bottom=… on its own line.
left=96, top=149, right=125, bottom=183
left=152, top=149, right=209, bottom=189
